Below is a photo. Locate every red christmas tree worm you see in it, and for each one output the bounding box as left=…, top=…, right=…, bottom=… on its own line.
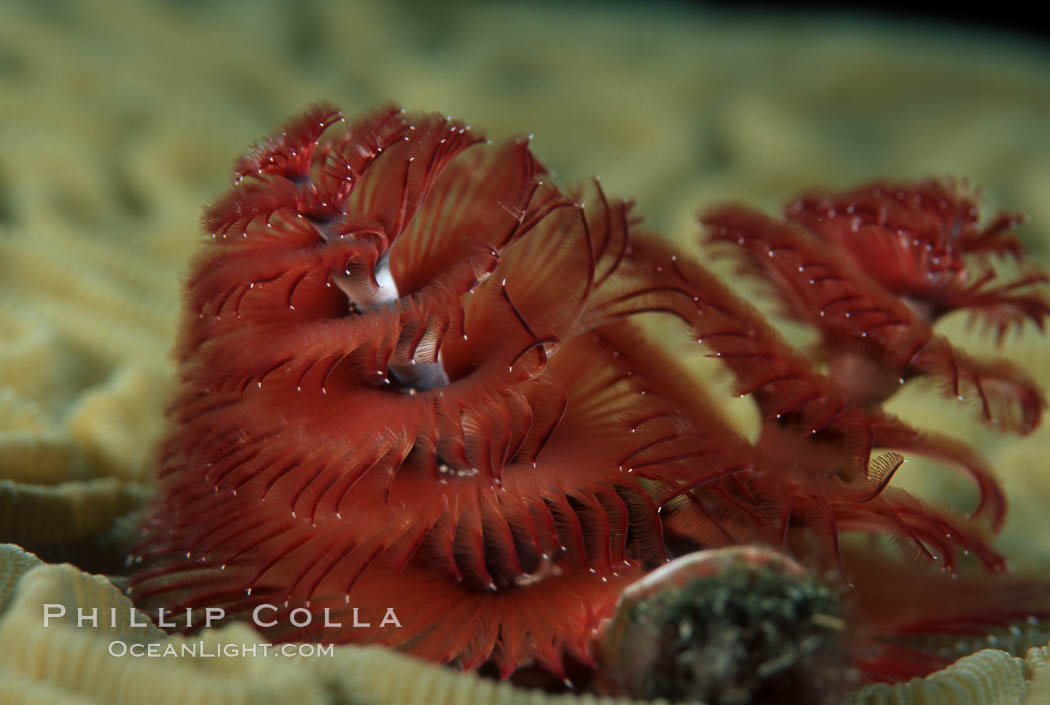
left=702, top=182, right=1048, bottom=530
left=696, top=183, right=1050, bottom=679
left=132, top=103, right=730, bottom=678
left=132, top=103, right=1050, bottom=684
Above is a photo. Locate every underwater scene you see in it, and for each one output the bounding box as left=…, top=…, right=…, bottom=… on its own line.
left=1, top=1, right=1049, bottom=703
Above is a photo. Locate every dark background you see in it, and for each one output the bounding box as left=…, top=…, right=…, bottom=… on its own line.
left=692, top=1, right=1048, bottom=44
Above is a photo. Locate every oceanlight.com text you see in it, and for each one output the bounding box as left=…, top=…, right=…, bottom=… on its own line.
left=107, top=641, right=335, bottom=658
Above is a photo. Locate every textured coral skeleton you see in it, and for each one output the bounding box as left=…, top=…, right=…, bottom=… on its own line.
left=131, top=102, right=1050, bottom=685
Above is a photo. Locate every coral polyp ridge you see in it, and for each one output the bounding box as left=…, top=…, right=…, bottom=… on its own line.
left=131, top=101, right=1050, bottom=686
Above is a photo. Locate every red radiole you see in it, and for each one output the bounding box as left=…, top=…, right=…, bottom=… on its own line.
left=132, top=103, right=1050, bottom=683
